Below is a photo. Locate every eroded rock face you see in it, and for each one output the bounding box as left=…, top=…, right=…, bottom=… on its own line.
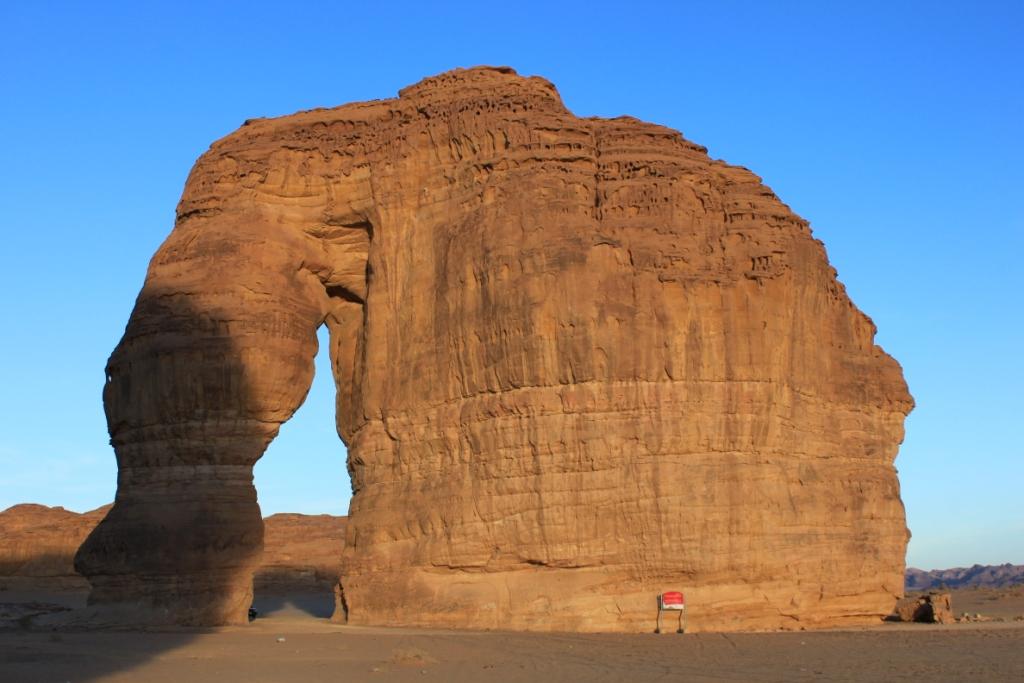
left=77, top=67, right=913, bottom=631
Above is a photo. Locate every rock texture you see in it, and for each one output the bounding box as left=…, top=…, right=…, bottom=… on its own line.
left=76, top=67, right=913, bottom=631
left=0, top=504, right=111, bottom=591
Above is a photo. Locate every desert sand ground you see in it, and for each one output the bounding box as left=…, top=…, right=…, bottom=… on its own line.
left=2, top=587, right=1023, bottom=682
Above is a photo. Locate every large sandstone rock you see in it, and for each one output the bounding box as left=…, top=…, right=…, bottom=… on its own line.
left=76, top=67, right=913, bottom=631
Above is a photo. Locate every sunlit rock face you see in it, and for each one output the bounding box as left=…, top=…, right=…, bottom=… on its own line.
left=76, top=67, right=912, bottom=631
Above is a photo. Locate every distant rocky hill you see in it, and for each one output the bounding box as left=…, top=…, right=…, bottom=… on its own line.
left=258, top=512, right=346, bottom=590
left=906, top=564, right=1024, bottom=590
left=0, top=504, right=345, bottom=591
left=0, top=504, right=111, bottom=590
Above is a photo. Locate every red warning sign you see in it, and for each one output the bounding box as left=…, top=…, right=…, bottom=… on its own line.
left=659, top=591, right=685, bottom=609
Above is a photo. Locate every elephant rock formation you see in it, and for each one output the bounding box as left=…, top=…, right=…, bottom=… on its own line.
left=76, top=67, right=913, bottom=631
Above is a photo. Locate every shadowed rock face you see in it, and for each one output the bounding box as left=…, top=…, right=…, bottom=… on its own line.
left=76, top=67, right=913, bottom=631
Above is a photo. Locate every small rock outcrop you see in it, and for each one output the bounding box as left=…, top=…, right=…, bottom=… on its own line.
left=257, top=514, right=346, bottom=590
left=892, top=593, right=955, bottom=624
left=75, top=67, right=913, bottom=631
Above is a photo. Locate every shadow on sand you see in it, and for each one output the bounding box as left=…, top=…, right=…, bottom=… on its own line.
left=0, top=584, right=338, bottom=681
left=252, top=587, right=336, bottom=620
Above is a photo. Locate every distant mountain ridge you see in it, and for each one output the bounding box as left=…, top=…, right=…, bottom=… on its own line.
left=906, top=564, right=1024, bottom=590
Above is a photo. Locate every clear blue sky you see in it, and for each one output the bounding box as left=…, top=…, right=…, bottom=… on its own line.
left=1, top=1, right=1020, bottom=570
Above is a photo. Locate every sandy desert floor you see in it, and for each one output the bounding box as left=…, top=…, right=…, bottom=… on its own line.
left=2, top=588, right=1023, bottom=683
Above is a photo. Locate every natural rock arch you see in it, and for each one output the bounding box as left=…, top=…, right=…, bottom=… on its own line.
left=76, top=67, right=913, bottom=632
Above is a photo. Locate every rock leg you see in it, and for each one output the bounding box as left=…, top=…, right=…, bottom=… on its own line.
left=76, top=220, right=330, bottom=625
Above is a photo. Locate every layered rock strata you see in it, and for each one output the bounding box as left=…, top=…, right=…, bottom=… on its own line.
left=77, top=67, right=913, bottom=631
